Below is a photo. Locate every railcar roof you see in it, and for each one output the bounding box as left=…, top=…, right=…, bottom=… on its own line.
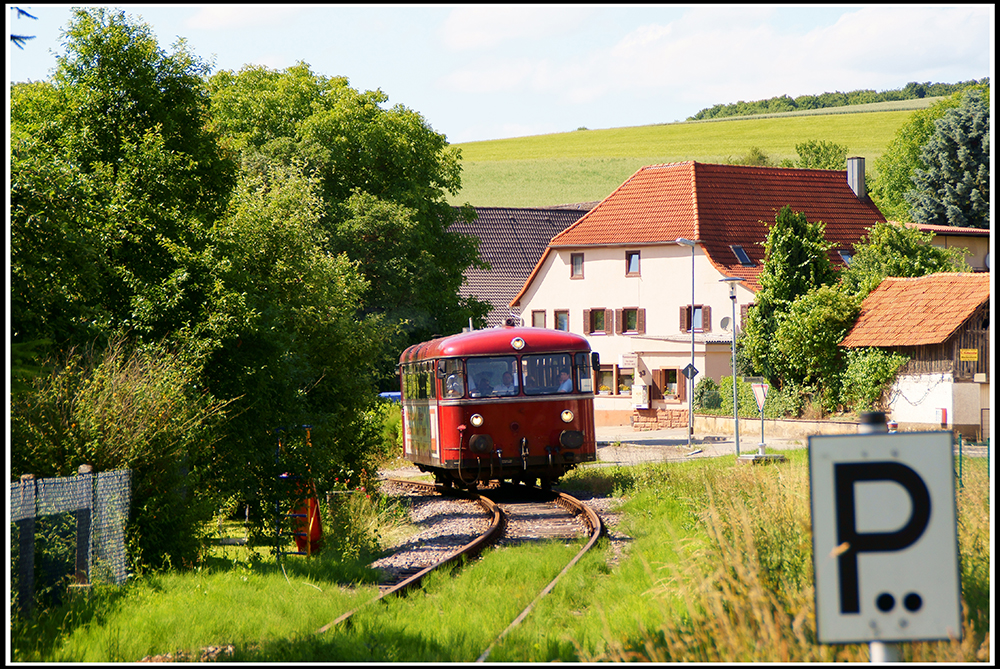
left=400, top=326, right=590, bottom=363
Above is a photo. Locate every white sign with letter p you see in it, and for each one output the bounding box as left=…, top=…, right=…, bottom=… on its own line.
left=808, top=431, right=961, bottom=644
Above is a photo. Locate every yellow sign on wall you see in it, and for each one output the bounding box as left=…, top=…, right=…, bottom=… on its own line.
left=959, top=348, right=978, bottom=362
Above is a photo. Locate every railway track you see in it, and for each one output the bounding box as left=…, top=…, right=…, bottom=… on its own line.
left=314, top=478, right=604, bottom=662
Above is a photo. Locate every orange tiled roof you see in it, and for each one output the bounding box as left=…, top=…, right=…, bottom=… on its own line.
left=520, top=161, right=885, bottom=298
left=840, top=273, right=991, bottom=348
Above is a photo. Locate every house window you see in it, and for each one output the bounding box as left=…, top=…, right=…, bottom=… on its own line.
left=615, top=307, right=646, bottom=334
left=730, top=245, right=754, bottom=266
left=617, top=369, right=634, bottom=395
left=531, top=310, right=546, bottom=328
left=680, top=305, right=711, bottom=333
left=584, top=308, right=612, bottom=335
left=651, top=369, right=683, bottom=400
left=625, top=251, right=641, bottom=276
left=598, top=368, right=614, bottom=393
left=838, top=249, right=854, bottom=265
left=554, top=310, right=569, bottom=331
left=570, top=253, right=584, bottom=279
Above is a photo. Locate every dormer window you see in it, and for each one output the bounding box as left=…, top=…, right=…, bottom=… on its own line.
left=838, top=249, right=854, bottom=265
left=730, top=245, right=754, bottom=266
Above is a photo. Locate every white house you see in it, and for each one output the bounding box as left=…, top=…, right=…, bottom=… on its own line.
left=510, top=158, right=887, bottom=428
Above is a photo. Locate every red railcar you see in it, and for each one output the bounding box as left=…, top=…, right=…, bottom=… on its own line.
left=399, top=326, right=598, bottom=490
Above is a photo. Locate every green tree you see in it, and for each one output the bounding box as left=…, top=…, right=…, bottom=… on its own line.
left=868, top=84, right=986, bottom=222
left=741, top=206, right=838, bottom=385
left=10, top=7, right=236, bottom=349
left=841, top=347, right=910, bottom=413
left=906, top=89, right=990, bottom=228
left=207, top=63, right=489, bottom=381
left=838, top=220, right=971, bottom=297
left=773, top=286, right=861, bottom=411
left=794, top=139, right=847, bottom=170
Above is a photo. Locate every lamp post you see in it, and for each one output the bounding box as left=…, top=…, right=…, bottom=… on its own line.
left=720, top=277, right=742, bottom=456
left=675, top=238, right=696, bottom=451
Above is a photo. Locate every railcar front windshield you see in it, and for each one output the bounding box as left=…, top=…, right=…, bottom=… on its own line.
left=456, top=352, right=591, bottom=398
left=467, top=356, right=519, bottom=397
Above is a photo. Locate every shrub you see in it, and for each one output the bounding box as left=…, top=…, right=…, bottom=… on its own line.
left=693, top=377, right=722, bottom=410
left=841, top=347, right=910, bottom=413
left=10, top=336, right=230, bottom=571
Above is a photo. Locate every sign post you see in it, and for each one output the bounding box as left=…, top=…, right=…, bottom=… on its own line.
left=751, top=382, right=768, bottom=453
left=808, top=413, right=962, bottom=662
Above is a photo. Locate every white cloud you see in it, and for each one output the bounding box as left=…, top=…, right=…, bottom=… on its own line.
left=184, top=5, right=305, bottom=31
left=440, top=5, right=596, bottom=50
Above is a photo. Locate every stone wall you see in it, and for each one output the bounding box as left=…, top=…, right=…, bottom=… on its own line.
left=631, top=407, right=689, bottom=430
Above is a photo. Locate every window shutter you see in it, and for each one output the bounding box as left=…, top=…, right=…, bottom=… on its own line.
left=703, top=305, right=712, bottom=332
left=650, top=369, right=663, bottom=400
left=680, top=306, right=689, bottom=332
left=615, top=309, right=623, bottom=334
left=678, top=368, right=687, bottom=402
left=582, top=309, right=590, bottom=333
left=604, top=308, right=613, bottom=335
left=637, top=308, right=646, bottom=334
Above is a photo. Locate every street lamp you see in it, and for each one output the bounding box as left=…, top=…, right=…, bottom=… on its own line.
left=720, top=277, right=742, bottom=456
left=675, top=238, right=696, bottom=451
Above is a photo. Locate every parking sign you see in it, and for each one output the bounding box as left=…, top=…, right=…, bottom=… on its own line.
left=808, top=431, right=961, bottom=643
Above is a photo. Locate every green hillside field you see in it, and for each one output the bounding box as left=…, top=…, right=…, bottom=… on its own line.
left=448, top=98, right=941, bottom=208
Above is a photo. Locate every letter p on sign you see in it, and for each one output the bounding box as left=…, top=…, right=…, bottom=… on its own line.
left=808, top=431, right=962, bottom=643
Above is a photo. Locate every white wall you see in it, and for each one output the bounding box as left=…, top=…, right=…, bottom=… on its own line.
left=889, top=373, right=954, bottom=426
left=516, top=244, right=755, bottom=371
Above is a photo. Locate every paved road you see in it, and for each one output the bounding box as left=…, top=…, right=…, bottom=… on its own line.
left=594, top=426, right=805, bottom=466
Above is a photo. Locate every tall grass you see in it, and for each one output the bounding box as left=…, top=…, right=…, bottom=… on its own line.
left=581, top=454, right=991, bottom=662
left=450, top=109, right=919, bottom=206
left=11, top=452, right=990, bottom=662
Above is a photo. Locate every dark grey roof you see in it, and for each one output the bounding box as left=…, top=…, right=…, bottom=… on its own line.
left=450, top=206, right=592, bottom=327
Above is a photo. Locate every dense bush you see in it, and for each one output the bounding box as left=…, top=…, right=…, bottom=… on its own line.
left=10, top=337, right=229, bottom=570
left=841, top=348, right=910, bottom=413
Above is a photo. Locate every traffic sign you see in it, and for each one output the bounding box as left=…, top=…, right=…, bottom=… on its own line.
left=682, top=363, right=698, bottom=379
left=751, top=382, right=768, bottom=413
left=808, top=431, right=961, bottom=643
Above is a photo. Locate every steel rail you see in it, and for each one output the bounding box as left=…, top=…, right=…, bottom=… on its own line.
left=475, top=489, right=604, bottom=662
left=314, top=479, right=502, bottom=635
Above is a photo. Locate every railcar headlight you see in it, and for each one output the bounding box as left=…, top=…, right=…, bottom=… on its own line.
left=470, top=413, right=484, bottom=427
left=511, top=337, right=525, bottom=350
left=560, top=410, right=574, bottom=423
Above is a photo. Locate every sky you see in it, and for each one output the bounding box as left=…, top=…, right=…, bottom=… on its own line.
left=5, top=4, right=995, bottom=144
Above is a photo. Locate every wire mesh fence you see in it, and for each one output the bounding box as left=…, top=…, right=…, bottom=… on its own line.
left=9, top=467, right=131, bottom=616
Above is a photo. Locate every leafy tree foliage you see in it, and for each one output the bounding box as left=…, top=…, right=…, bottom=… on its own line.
left=207, top=63, right=489, bottom=382
left=838, top=220, right=971, bottom=297
left=741, top=206, right=837, bottom=385
left=868, top=83, right=988, bottom=222
left=841, top=348, right=910, bottom=413
left=773, top=286, right=861, bottom=411
left=906, top=89, right=990, bottom=228
left=793, top=140, right=847, bottom=170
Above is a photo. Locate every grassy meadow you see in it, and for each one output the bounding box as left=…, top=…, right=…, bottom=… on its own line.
left=449, top=99, right=941, bottom=207
left=12, top=450, right=990, bottom=663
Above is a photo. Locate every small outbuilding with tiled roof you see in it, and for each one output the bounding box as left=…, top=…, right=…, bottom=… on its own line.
left=840, top=272, right=991, bottom=440
left=510, top=158, right=886, bottom=428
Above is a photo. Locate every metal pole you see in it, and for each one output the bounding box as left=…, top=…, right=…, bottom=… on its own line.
left=858, top=412, right=900, bottom=663
left=689, top=243, right=694, bottom=449
left=731, top=289, right=739, bottom=457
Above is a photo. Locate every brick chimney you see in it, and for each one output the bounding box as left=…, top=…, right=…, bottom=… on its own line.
left=847, top=156, right=866, bottom=200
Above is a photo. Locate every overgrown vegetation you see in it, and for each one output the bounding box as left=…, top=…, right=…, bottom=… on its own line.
left=13, top=456, right=989, bottom=662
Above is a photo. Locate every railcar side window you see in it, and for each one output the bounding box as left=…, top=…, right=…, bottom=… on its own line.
left=521, top=353, right=575, bottom=395
left=439, top=358, right=465, bottom=398
left=467, top=356, right=519, bottom=397
left=574, top=352, right=594, bottom=392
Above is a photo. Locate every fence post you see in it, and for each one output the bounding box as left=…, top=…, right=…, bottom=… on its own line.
left=16, top=474, right=36, bottom=617
left=75, top=465, right=94, bottom=586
